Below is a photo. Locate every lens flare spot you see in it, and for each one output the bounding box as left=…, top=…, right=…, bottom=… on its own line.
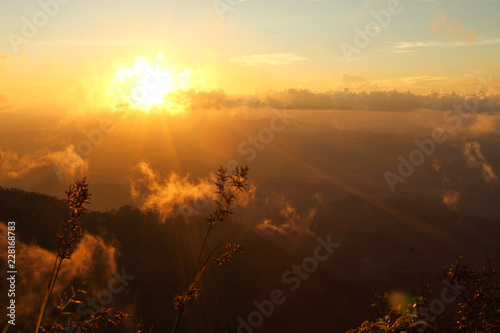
left=388, top=291, right=412, bottom=314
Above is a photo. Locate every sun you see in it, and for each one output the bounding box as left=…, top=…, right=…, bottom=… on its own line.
left=109, top=54, right=193, bottom=113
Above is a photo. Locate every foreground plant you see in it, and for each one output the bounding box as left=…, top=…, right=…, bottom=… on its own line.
left=37, top=283, right=130, bottom=333
left=347, top=257, right=500, bottom=333
left=34, top=178, right=130, bottom=333
left=35, top=178, right=92, bottom=333
left=171, top=166, right=249, bottom=333
left=446, top=256, right=500, bottom=332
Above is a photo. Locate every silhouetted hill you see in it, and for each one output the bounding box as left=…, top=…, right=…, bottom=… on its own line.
left=1, top=187, right=499, bottom=332
left=0, top=187, right=361, bottom=332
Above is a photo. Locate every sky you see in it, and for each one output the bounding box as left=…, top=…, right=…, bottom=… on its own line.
left=0, top=0, right=500, bottom=115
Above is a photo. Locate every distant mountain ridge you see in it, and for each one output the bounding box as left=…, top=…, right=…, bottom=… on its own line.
left=1, top=186, right=499, bottom=332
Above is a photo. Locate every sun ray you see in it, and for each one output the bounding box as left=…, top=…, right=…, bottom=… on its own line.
left=230, top=119, right=485, bottom=257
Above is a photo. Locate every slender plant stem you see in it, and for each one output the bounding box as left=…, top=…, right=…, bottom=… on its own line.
left=171, top=312, right=182, bottom=333
left=172, top=167, right=248, bottom=333
left=173, top=224, right=213, bottom=333
left=35, top=257, right=63, bottom=333
left=35, top=256, right=59, bottom=332
left=196, top=222, right=213, bottom=268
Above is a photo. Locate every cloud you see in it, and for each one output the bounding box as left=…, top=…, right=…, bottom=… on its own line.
left=129, top=161, right=215, bottom=222
left=256, top=193, right=316, bottom=236
left=442, top=190, right=461, bottom=213
left=432, top=160, right=461, bottom=216
left=230, top=53, right=309, bottom=67
left=0, top=145, right=88, bottom=180
left=462, top=114, right=500, bottom=136
left=400, top=75, right=449, bottom=85
left=390, top=38, right=500, bottom=51
left=429, top=13, right=476, bottom=44
left=164, top=88, right=500, bottom=113
left=0, top=222, right=117, bottom=325
left=463, top=141, right=498, bottom=183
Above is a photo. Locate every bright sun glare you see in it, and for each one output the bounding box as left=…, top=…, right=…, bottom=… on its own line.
left=109, top=54, right=193, bottom=113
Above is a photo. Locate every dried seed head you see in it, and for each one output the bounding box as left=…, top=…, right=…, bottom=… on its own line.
left=56, top=178, right=92, bottom=260
left=214, top=242, right=246, bottom=267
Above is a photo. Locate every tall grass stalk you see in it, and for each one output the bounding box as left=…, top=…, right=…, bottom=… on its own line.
left=171, top=166, right=249, bottom=333
left=34, top=178, right=91, bottom=333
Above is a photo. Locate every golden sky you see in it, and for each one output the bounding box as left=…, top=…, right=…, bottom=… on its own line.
left=1, top=0, right=500, bottom=115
